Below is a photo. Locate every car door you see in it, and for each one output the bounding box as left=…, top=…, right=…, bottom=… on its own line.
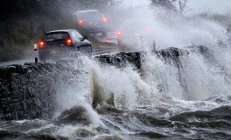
left=72, top=30, right=91, bottom=55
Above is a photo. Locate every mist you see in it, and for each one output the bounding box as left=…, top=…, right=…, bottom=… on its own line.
left=103, top=0, right=229, bottom=50
left=188, top=0, right=231, bottom=14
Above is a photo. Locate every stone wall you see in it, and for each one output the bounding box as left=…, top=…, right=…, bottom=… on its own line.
left=0, top=46, right=207, bottom=120
left=0, top=63, right=57, bottom=120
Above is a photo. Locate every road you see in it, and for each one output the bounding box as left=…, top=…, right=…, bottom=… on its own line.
left=92, top=31, right=119, bottom=55
left=94, top=32, right=118, bottom=44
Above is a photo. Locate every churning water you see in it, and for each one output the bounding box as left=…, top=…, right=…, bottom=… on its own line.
left=1, top=40, right=231, bottom=140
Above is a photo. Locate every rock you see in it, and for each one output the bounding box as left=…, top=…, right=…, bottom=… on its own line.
left=53, top=106, right=91, bottom=125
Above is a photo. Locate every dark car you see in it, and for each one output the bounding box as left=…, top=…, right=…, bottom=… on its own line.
left=116, top=19, right=155, bottom=52
left=72, top=10, right=108, bottom=36
left=38, top=29, right=92, bottom=62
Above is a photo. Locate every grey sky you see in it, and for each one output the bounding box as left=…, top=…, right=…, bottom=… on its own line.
left=187, top=0, right=231, bottom=14
left=120, top=0, right=231, bottom=14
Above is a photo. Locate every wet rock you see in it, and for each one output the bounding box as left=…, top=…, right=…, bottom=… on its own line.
left=157, top=47, right=189, bottom=58
left=53, top=106, right=92, bottom=125
left=0, top=66, right=11, bottom=79
left=7, top=65, right=27, bottom=74
left=93, top=134, right=126, bottom=140
left=187, top=45, right=208, bottom=54
left=94, top=52, right=142, bottom=69
left=0, top=63, right=57, bottom=120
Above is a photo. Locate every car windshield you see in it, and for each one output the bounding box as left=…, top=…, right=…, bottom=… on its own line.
left=120, top=19, right=152, bottom=32
left=78, top=11, right=103, bottom=21
left=44, top=32, right=69, bottom=41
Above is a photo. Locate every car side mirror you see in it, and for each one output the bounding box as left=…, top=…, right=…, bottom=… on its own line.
left=81, top=36, right=88, bottom=41
left=83, top=36, right=88, bottom=39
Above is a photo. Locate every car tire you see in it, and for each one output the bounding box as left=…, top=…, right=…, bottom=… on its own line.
left=79, top=45, right=92, bottom=58
left=88, top=45, right=92, bottom=58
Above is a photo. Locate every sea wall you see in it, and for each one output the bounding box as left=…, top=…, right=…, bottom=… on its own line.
left=0, top=46, right=207, bottom=120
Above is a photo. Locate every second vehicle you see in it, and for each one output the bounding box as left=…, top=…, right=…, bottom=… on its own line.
left=73, top=9, right=108, bottom=36
left=116, top=19, right=155, bottom=52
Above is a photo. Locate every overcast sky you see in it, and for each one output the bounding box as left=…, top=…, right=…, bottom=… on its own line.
left=187, top=0, right=231, bottom=14
left=120, top=0, right=150, bottom=8
left=120, top=0, right=231, bottom=14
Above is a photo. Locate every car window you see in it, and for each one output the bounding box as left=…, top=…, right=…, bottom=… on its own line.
left=44, top=32, right=69, bottom=41
left=120, top=19, right=152, bottom=32
left=78, top=11, right=103, bottom=21
left=74, top=31, right=83, bottom=39
left=71, top=32, right=78, bottom=40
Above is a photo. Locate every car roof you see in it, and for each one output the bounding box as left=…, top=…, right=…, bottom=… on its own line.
left=46, top=29, right=77, bottom=34
left=73, top=9, right=100, bottom=15
left=120, top=19, right=153, bottom=27
left=122, top=19, right=152, bottom=24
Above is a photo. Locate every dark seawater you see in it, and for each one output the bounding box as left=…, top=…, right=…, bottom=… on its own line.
left=0, top=96, right=231, bottom=140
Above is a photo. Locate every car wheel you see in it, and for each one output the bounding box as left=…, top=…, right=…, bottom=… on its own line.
left=79, top=46, right=92, bottom=58
left=88, top=46, right=92, bottom=58
left=102, top=31, right=107, bottom=37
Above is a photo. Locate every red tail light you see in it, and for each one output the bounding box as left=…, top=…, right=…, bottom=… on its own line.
left=39, top=41, right=45, bottom=48
left=102, top=17, right=107, bottom=23
left=146, top=28, right=152, bottom=33
left=78, top=20, right=84, bottom=25
left=116, top=31, right=122, bottom=37
left=104, top=37, right=109, bottom=43
left=66, top=38, right=72, bottom=46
